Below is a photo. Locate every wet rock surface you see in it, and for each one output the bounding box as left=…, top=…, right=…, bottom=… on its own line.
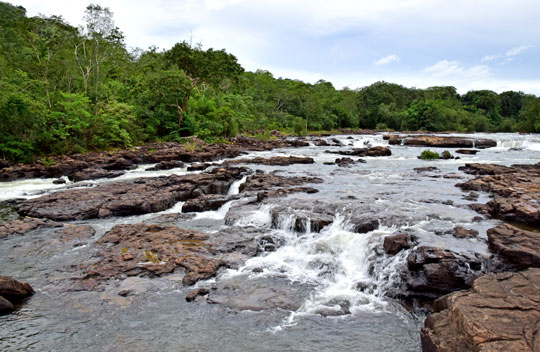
left=421, top=269, right=540, bottom=352
left=15, top=167, right=249, bottom=221
left=384, top=233, right=412, bottom=255
left=402, top=246, right=483, bottom=300
left=457, top=162, right=540, bottom=224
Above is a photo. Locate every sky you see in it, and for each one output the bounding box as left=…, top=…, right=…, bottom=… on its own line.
left=11, top=0, right=540, bottom=94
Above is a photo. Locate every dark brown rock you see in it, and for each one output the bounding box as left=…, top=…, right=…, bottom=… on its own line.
left=421, top=269, right=540, bottom=352
left=182, top=194, right=235, bottom=213
left=16, top=167, right=248, bottom=221
left=224, top=155, right=314, bottom=166
left=455, top=149, right=479, bottom=155
left=0, top=276, right=34, bottom=300
left=239, top=173, right=323, bottom=193
left=145, top=160, right=185, bottom=171
left=69, top=168, right=125, bottom=182
left=0, top=295, right=13, bottom=315
left=404, top=246, right=483, bottom=299
left=327, top=146, right=391, bottom=157
left=487, top=223, right=540, bottom=269
left=383, top=233, right=411, bottom=255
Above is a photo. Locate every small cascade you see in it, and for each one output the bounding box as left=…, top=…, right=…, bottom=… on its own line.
left=223, top=206, right=410, bottom=319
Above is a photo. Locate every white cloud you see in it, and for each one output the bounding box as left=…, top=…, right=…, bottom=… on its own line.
left=374, top=54, right=400, bottom=66
left=424, top=60, right=490, bottom=79
left=506, top=45, right=534, bottom=57
left=481, top=54, right=499, bottom=62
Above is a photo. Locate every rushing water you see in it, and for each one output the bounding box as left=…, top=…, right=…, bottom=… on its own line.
left=1, top=133, right=539, bottom=352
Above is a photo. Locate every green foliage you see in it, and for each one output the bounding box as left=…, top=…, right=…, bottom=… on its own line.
left=418, top=149, right=440, bottom=160
left=0, top=0, right=538, bottom=164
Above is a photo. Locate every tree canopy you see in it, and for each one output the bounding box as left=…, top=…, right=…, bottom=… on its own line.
left=1, top=1, right=539, bottom=163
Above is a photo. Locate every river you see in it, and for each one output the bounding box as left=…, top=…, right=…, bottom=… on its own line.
left=1, top=132, right=539, bottom=351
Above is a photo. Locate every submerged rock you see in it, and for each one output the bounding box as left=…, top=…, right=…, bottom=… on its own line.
left=421, top=269, right=540, bottom=352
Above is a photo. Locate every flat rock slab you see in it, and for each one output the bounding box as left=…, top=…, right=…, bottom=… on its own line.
left=457, top=162, right=540, bottom=224
left=487, top=223, right=540, bottom=269
left=15, top=167, right=248, bottom=221
left=86, top=224, right=221, bottom=285
left=327, top=146, right=391, bottom=157
left=82, top=224, right=268, bottom=288
left=421, top=269, right=540, bottom=352
left=386, top=135, right=496, bottom=149
left=0, top=217, right=63, bottom=239
left=224, top=155, right=314, bottom=166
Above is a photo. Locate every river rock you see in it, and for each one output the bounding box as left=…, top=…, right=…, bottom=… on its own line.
left=239, top=172, right=323, bottom=193
left=0, top=217, right=63, bottom=239
left=0, top=136, right=309, bottom=182
left=404, top=246, right=483, bottom=299
left=145, top=160, right=185, bottom=171
left=390, top=135, right=497, bottom=149
left=55, top=225, right=96, bottom=244
left=83, top=224, right=267, bottom=288
left=224, top=155, right=314, bottom=166
left=15, top=167, right=249, bottom=221
left=457, top=162, right=540, bottom=224
left=0, top=295, right=13, bottom=315
left=327, top=146, right=391, bottom=157
left=455, top=149, right=478, bottom=155
left=453, top=226, right=479, bottom=239
left=182, top=194, right=236, bottom=213
left=383, top=233, right=411, bottom=255
left=86, top=224, right=222, bottom=285
left=421, top=269, right=540, bottom=352
left=69, top=168, right=125, bottom=182
left=0, top=276, right=35, bottom=300
left=334, top=157, right=366, bottom=167
left=487, top=223, right=540, bottom=269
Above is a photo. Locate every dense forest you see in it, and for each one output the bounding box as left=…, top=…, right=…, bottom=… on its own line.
left=1, top=2, right=539, bottom=163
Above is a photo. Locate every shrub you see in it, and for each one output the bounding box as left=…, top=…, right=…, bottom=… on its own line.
left=418, top=149, right=440, bottom=160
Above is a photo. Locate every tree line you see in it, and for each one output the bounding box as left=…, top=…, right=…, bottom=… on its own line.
left=1, top=1, right=539, bottom=163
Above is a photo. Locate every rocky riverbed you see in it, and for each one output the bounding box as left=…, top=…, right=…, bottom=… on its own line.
left=1, top=132, right=539, bottom=351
